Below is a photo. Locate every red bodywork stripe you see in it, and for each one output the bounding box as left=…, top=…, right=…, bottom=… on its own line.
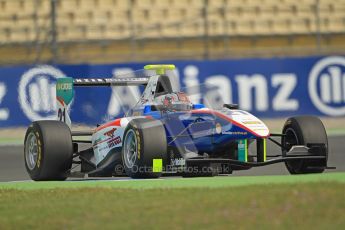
left=95, top=118, right=121, bottom=132
left=95, top=111, right=268, bottom=137
left=191, top=109, right=270, bottom=138
left=95, top=116, right=153, bottom=132
left=56, top=96, right=65, bottom=106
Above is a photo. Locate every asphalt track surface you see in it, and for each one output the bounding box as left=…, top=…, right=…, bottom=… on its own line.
left=0, top=135, right=344, bottom=182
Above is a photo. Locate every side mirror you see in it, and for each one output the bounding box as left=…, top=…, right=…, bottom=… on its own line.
left=223, top=104, right=239, bottom=109
left=143, top=105, right=152, bottom=113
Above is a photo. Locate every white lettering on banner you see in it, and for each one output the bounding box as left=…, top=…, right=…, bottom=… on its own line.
left=106, top=66, right=300, bottom=114
left=272, top=74, right=299, bottom=111
left=183, top=65, right=201, bottom=104
left=167, top=68, right=181, bottom=92
left=328, top=66, right=342, bottom=103
left=107, top=68, right=141, bottom=117
left=18, top=65, right=66, bottom=121
left=0, top=83, right=9, bottom=120
left=308, top=56, right=345, bottom=116
left=204, top=75, right=232, bottom=109
left=320, top=73, right=331, bottom=103
left=235, top=74, right=268, bottom=111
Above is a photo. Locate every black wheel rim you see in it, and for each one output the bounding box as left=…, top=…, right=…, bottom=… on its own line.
left=25, top=132, right=38, bottom=170
left=123, top=130, right=137, bottom=169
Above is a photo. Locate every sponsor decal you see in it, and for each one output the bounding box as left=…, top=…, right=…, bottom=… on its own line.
left=237, top=139, right=248, bottom=162
left=35, top=131, right=41, bottom=168
left=107, top=136, right=122, bottom=148
left=252, top=128, right=268, bottom=131
left=56, top=82, right=72, bottom=90
left=93, top=126, right=123, bottom=151
left=171, top=158, right=186, bottom=166
left=222, top=131, right=248, bottom=135
left=56, top=78, right=74, bottom=124
left=136, top=129, right=141, bottom=159
left=215, top=122, right=222, bottom=134
left=104, top=127, right=117, bottom=137
left=242, top=121, right=261, bottom=125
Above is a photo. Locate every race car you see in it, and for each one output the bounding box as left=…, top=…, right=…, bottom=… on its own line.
left=24, top=65, right=330, bottom=181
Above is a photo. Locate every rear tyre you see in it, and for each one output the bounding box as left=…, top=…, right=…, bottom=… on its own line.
left=121, top=118, right=167, bottom=178
left=24, top=121, right=73, bottom=181
left=281, top=116, right=328, bottom=174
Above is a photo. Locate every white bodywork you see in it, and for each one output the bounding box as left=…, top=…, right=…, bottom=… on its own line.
left=90, top=75, right=164, bottom=166
left=91, top=117, right=146, bottom=166
left=194, top=108, right=270, bottom=137
left=223, top=109, right=270, bottom=137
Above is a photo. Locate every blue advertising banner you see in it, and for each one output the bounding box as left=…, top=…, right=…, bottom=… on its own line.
left=0, top=55, right=344, bottom=127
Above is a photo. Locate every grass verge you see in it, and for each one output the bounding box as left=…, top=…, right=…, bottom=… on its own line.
left=0, top=172, right=344, bottom=190
left=0, top=181, right=344, bottom=229
left=0, top=173, right=344, bottom=229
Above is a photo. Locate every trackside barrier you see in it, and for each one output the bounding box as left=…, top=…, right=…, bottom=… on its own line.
left=0, top=55, right=344, bottom=127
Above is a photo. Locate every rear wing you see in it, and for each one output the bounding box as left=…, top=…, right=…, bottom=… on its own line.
left=73, top=77, right=149, bottom=86
left=55, top=64, right=176, bottom=127
left=56, top=77, right=149, bottom=127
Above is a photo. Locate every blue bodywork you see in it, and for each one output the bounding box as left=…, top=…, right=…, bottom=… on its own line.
left=129, top=104, right=260, bottom=157
left=120, top=69, right=268, bottom=162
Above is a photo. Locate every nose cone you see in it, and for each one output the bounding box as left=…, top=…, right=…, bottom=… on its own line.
left=190, top=108, right=270, bottom=138
left=218, top=109, right=270, bottom=137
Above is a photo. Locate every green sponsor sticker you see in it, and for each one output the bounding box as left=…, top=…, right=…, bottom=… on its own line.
left=153, top=159, right=163, bottom=173
left=237, top=139, right=247, bottom=162
left=56, top=77, right=74, bottom=105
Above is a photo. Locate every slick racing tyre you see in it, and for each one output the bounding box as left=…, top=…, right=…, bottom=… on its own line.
left=281, top=116, right=328, bottom=174
left=122, top=118, right=167, bottom=178
left=24, top=121, right=73, bottom=181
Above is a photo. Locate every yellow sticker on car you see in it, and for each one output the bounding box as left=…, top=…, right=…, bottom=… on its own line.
left=153, top=159, right=163, bottom=173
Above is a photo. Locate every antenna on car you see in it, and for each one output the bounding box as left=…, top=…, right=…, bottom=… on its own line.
left=144, top=64, right=176, bottom=75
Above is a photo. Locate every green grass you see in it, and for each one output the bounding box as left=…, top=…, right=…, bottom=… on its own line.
left=0, top=172, right=344, bottom=190
left=0, top=173, right=344, bottom=229
left=0, top=138, right=22, bottom=145
left=0, top=183, right=344, bottom=229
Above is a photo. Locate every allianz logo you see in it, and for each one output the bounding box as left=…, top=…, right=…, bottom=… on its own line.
left=17, top=57, right=345, bottom=121
left=183, top=57, right=345, bottom=116
left=19, top=65, right=66, bottom=121
left=318, top=66, right=344, bottom=103
left=308, top=56, right=345, bottom=116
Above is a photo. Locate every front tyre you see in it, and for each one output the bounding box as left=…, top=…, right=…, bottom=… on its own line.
left=24, top=121, right=73, bottom=181
left=122, top=118, right=167, bottom=178
left=281, top=116, right=328, bottom=174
